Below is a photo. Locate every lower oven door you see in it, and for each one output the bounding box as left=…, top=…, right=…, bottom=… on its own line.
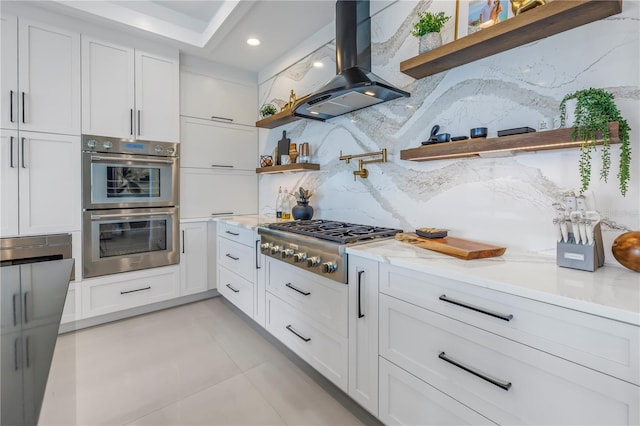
left=82, top=207, right=179, bottom=278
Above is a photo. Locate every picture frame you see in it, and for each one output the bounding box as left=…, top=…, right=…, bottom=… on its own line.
left=455, top=0, right=514, bottom=39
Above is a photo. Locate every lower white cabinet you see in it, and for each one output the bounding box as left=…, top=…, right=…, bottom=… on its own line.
left=217, top=266, right=254, bottom=317
left=180, top=221, right=208, bottom=296
left=81, top=266, right=179, bottom=318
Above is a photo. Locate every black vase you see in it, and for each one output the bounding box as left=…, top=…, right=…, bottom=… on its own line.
left=292, top=201, right=314, bottom=220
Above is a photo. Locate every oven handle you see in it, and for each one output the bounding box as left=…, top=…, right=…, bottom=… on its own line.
left=90, top=155, right=175, bottom=165
left=90, top=211, right=172, bottom=220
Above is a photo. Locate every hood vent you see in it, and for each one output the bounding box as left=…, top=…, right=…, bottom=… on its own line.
left=293, top=0, right=410, bottom=121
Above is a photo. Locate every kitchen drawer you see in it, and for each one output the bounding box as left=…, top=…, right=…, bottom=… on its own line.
left=266, top=258, right=347, bottom=336
left=379, top=294, right=639, bottom=425
left=265, top=292, right=348, bottom=392
left=217, top=237, right=255, bottom=282
left=217, top=222, right=256, bottom=247
left=81, top=266, right=179, bottom=318
left=217, top=266, right=254, bottom=319
left=379, top=358, right=496, bottom=426
left=379, top=263, right=639, bottom=385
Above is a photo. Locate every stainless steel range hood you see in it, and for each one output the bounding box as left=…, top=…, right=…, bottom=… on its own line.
left=292, top=0, right=410, bottom=121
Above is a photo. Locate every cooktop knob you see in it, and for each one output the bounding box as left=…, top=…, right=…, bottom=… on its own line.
left=281, top=248, right=294, bottom=258
left=307, top=256, right=321, bottom=267
left=322, top=262, right=338, bottom=273
left=270, top=245, right=282, bottom=255
left=260, top=243, right=270, bottom=251
left=102, top=141, right=112, bottom=149
left=293, top=252, right=307, bottom=263
left=86, top=139, right=97, bottom=148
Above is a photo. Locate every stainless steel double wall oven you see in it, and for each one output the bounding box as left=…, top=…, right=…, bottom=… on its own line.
left=82, top=135, right=180, bottom=278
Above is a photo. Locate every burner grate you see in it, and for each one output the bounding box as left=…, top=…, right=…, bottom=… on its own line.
left=268, top=220, right=402, bottom=244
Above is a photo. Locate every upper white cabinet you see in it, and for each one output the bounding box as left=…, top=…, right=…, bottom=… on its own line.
left=180, top=71, right=257, bottom=126
left=81, top=37, right=179, bottom=142
left=1, top=16, right=80, bottom=135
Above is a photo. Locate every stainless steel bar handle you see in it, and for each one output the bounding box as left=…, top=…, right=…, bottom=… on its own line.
left=210, top=116, right=233, bottom=122
left=25, top=336, right=30, bottom=368
left=438, top=352, right=511, bottom=391
left=182, top=230, right=185, bottom=254
left=211, top=164, right=234, bottom=168
left=120, top=286, right=151, bottom=295
left=357, top=270, right=365, bottom=318
left=255, top=240, right=261, bottom=269
left=21, top=137, right=27, bottom=168
left=130, top=109, right=133, bottom=135
left=12, top=294, right=18, bottom=326
left=225, top=230, right=240, bottom=236
left=9, top=90, right=14, bottom=122
left=285, top=282, right=310, bottom=296
left=91, top=211, right=171, bottom=220
left=211, top=212, right=234, bottom=216
left=137, top=109, right=141, bottom=136
left=225, top=253, right=239, bottom=260
left=439, top=294, right=513, bottom=322
left=21, top=91, right=25, bottom=123
left=90, top=155, right=175, bottom=165
left=9, top=136, right=15, bottom=168
left=225, top=283, right=239, bottom=293
left=23, top=291, right=28, bottom=324
left=286, top=324, right=311, bottom=342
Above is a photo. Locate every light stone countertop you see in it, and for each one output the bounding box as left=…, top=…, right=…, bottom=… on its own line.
left=346, top=240, right=640, bottom=326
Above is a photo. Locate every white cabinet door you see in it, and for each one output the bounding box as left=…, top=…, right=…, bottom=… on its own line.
left=180, top=71, right=257, bottom=126
left=180, top=117, right=257, bottom=170
left=18, top=18, right=80, bottom=135
left=1, top=15, right=18, bottom=131
left=18, top=132, right=81, bottom=235
left=348, top=256, right=379, bottom=416
left=81, top=37, right=135, bottom=138
left=135, top=50, right=179, bottom=142
left=180, top=168, right=257, bottom=218
left=180, top=221, right=208, bottom=296
left=0, top=131, right=19, bottom=237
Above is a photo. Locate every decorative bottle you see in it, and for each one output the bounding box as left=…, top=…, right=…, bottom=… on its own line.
left=276, top=186, right=283, bottom=219
left=281, top=187, right=292, bottom=220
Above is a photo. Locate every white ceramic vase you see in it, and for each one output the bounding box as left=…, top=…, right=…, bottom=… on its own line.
left=419, top=32, right=442, bottom=54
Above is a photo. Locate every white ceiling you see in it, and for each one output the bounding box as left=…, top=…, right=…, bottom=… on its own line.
left=49, top=0, right=337, bottom=73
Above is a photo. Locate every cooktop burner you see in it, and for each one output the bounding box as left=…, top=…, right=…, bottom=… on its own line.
left=268, top=220, right=402, bottom=244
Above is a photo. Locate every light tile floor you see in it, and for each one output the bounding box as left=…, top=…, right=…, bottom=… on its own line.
left=39, top=297, right=378, bottom=426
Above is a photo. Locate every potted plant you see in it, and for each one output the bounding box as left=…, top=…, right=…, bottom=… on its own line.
left=411, top=11, right=450, bottom=54
left=260, top=104, right=278, bottom=118
left=559, top=88, right=631, bottom=196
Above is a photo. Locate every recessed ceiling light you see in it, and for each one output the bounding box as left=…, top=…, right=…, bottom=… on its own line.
left=313, top=61, right=324, bottom=68
left=247, top=38, right=260, bottom=46
left=364, top=91, right=375, bottom=96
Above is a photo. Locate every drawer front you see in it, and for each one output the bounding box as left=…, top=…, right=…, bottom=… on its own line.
left=217, top=222, right=255, bottom=247
left=380, top=263, right=639, bottom=385
left=265, top=293, right=348, bottom=392
left=266, top=258, right=347, bottom=336
left=379, top=294, right=639, bottom=426
left=82, top=266, right=179, bottom=318
left=217, top=266, right=254, bottom=318
left=379, top=358, right=496, bottom=426
left=217, top=237, right=255, bottom=282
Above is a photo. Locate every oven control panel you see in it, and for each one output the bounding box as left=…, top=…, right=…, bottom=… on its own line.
left=82, top=134, right=179, bottom=157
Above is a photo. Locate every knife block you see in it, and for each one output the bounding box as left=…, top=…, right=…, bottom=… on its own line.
left=556, top=222, right=604, bottom=272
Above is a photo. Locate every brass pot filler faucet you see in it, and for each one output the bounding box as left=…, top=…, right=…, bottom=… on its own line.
left=339, top=148, right=388, bottom=181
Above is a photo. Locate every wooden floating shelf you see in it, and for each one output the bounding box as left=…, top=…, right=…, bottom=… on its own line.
left=256, top=163, right=320, bottom=174
left=255, top=110, right=301, bottom=129
left=400, top=122, right=620, bottom=162
left=400, top=0, right=622, bottom=79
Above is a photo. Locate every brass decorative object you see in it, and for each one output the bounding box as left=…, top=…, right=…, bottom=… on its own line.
left=289, top=143, right=299, bottom=164
left=339, top=148, right=388, bottom=181
left=260, top=155, right=273, bottom=167
left=510, top=0, right=546, bottom=16
left=281, top=90, right=297, bottom=111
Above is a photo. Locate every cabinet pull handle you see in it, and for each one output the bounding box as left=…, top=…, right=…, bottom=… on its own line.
left=21, top=91, right=25, bottom=123
left=225, top=253, right=239, bottom=260
left=25, top=336, right=30, bottom=368
left=211, top=164, right=234, bottom=168
left=286, top=324, right=311, bottom=342
left=9, top=136, right=15, bottom=168
left=181, top=230, right=185, bottom=254
left=12, top=294, right=18, bottom=326
left=130, top=109, right=133, bottom=135
left=10, top=90, right=14, bottom=122
left=14, top=338, right=20, bottom=371
left=225, top=283, right=239, bottom=293
left=137, top=110, right=141, bottom=136
left=210, top=116, right=233, bottom=122
left=225, top=230, right=240, bottom=236
left=439, top=294, right=513, bottom=322
left=285, top=282, right=310, bottom=296
left=211, top=212, right=234, bottom=216
left=357, top=270, right=365, bottom=318
left=255, top=240, right=261, bottom=269
left=23, top=291, right=28, bottom=324
left=120, top=286, right=151, bottom=295
left=438, top=352, right=512, bottom=391
left=21, top=137, right=27, bottom=168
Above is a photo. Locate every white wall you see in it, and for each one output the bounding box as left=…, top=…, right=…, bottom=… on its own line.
left=257, top=0, right=640, bottom=267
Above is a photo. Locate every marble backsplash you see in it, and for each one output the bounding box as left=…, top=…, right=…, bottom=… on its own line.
left=257, top=0, right=639, bottom=267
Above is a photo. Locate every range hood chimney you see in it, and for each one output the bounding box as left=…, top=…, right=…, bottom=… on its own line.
left=292, top=0, right=410, bottom=121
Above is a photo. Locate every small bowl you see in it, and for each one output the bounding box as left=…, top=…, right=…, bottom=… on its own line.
left=470, top=127, right=488, bottom=139
left=436, top=133, right=451, bottom=143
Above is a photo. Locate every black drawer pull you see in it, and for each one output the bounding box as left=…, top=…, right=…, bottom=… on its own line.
left=439, top=352, right=512, bottom=391
left=12, top=294, right=18, bottom=326
left=23, top=292, right=29, bottom=323
left=10, top=90, right=14, bottom=123
left=286, top=324, right=311, bottom=342
left=120, top=286, right=151, bottom=295
left=225, top=230, right=240, bottom=236
left=439, top=294, right=513, bottom=322
left=225, top=284, right=240, bottom=293
left=211, top=115, right=233, bottom=122
left=225, top=253, right=240, bottom=260
left=211, top=212, right=234, bottom=216
left=357, top=270, right=365, bottom=318
left=285, top=282, right=310, bottom=296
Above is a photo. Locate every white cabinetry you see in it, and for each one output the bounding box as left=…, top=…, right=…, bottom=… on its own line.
left=1, top=16, right=80, bottom=135
left=1, top=130, right=81, bottom=237
left=180, top=221, right=209, bottom=296
left=81, top=37, right=179, bottom=142
left=347, top=256, right=379, bottom=416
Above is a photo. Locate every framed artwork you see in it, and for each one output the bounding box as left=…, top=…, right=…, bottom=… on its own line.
left=456, top=0, right=514, bottom=39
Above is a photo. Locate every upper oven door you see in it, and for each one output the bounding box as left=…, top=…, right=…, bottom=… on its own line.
left=83, top=152, right=179, bottom=209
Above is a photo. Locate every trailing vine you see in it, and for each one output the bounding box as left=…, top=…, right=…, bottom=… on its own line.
left=559, top=88, right=631, bottom=196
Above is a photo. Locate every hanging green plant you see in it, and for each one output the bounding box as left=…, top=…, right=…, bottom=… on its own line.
left=559, top=88, right=631, bottom=196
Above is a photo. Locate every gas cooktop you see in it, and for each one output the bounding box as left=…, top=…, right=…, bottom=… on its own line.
left=267, top=220, right=402, bottom=244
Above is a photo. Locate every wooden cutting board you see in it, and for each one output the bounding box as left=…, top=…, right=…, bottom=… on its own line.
left=395, top=232, right=506, bottom=260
